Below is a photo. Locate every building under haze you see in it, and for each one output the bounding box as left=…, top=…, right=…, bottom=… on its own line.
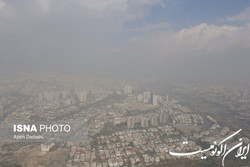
left=127, top=116, right=135, bottom=129
left=159, top=112, right=167, bottom=124
left=124, top=85, right=132, bottom=95
left=141, top=117, right=149, bottom=128
left=153, top=95, right=158, bottom=106
left=143, top=91, right=151, bottom=103
left=137, top=94, right=143, bottom=102
left=151, top=115, right=158, bottom=126
left=77, top=90, right=87, bottom=102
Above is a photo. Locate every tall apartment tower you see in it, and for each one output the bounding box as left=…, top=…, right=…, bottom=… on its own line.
left=127, top=116, right=135, bottom=129
left=77, top=90, right=87, bottom=102
left=159, top=112, right=167, bottom=124
left=137, top=94, right=143, bottom=102
left=143, top=91, right=151, bottom=103
left=151, top=115, right=158, bottom=126
left=124, top=85, right=132, bottom=95
left=153, top=95, right=158, bottom=106
left=141, top=117, right=149, bottom=128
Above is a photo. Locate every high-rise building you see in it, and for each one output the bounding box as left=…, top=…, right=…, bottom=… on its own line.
left=141, top=117, right=149, bottom=128
left=151, top=115, right=158, bottom=126
left=127, top=116, right=135, bottom=129
left=159, top=112, right=167, bottom=124
left=124, top=85, right=132, bottom=95
left=77, top=90, right=87, bottom=102
left=153, top=95, right=158, bottom=106
left=43, top=91, right=55, bottom=101
left=143, top=91, right=151, bottom=103
left=137, top=94, right=143, bottom=101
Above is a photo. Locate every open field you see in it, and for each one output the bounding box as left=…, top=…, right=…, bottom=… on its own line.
left=175, top=94, right=250, bottom=138
left=174, top=125, right=201, bottom=134
left=0, top=144, right=69, bottom=167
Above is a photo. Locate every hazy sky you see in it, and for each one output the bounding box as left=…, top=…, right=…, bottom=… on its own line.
left=0, top=0, right=250, bottom=81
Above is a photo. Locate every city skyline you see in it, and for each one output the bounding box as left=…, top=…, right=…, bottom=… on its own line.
left=0, top=1, right=250, bottom=166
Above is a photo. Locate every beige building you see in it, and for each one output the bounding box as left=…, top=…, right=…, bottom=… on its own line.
left=41, top=143, right=56, bottom=152
left=127, top=116, right=135, bottom=129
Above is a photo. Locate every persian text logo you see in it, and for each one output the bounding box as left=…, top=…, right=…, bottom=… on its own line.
left=168, top=129, right=249, bottom=166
